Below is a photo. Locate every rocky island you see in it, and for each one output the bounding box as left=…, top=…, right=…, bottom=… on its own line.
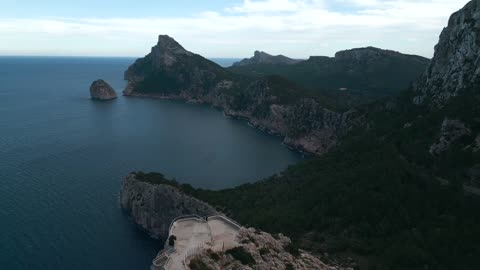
left=89, top=79, right=117, bottom=100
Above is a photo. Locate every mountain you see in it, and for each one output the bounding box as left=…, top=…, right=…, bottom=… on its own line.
left=124, top=35, right=233, bottom=98
left=232, top=50, right=302, bottom=66
left=132, top=1, right=480, bottom=269
left=123, top=36, right=367, bottom=155
left=229, top=47, right=430, bottom=97
left=413, top=0, right=480, bottom=107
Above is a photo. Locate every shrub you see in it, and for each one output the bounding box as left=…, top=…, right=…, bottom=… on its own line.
left=285, top=243, right=301, bottom=257
left=259, top=247, right=269, bottom=255
left=226, top=246, right=256, bottom=265
left=188, top=257, right=212, bottom=270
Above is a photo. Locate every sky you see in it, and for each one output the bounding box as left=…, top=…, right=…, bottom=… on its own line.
left=0, top=0, right=468, bottom=58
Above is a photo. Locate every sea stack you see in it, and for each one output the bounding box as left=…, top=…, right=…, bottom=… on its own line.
left=90, top=79, right=117, bottom=100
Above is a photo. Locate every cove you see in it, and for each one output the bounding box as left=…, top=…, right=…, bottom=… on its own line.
left=0, top=57, right=302, bottom=270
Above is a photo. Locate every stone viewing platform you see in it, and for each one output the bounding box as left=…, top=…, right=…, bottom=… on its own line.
left=152, top=214, right=241, bottom=270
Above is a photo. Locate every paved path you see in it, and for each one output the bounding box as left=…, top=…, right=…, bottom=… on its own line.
left=208, top=217, right=239, bottom=252
left=156, top=215, right=241, bottom=270
left=167, top=218, right=211, bottom=269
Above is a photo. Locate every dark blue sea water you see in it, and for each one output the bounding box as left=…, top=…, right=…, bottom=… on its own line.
left=0, top=57, right=301, bottom=270
left=209, top=58, right=241, bottom=67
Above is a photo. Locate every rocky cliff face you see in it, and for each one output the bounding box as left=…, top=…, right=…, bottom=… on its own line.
left=123, top=35, right=231, bottom=97
left=89, top=79, right=117, bottom=100
left=120, top=173, right=217, bottom=239
left=233, top=51, right=302, bottom=66
left=189, top=228, right=340, bottom=270
left=123, top=36, right=365, bottom=155
left=414, top=0, right=480, bottom=107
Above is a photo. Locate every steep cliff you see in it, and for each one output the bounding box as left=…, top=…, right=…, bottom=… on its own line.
left=414, top=0, right=480, bottom=107
left=123, top=36, right=365, bottom=155
left=120, top=172, right=217, bottom=239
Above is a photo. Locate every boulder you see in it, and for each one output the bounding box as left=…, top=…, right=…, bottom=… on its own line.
left=90, top=79, right=117, bottom=100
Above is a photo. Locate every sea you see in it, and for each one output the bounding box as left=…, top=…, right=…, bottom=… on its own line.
left=0, top=57, right=302, bottom=270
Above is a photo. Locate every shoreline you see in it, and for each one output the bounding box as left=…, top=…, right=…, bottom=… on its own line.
left=123, top=92, right=317, bottom=157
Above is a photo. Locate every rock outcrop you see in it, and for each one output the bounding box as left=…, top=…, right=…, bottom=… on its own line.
left=89, top=79, right=117, bottom=100
left=123, top=35, right=366, bottom=155
left=429, top=118, right=471, bottom=156
left=414, top=0, right=480, bottom=107
left=189, top=228, right=341, bottom=270
left=232, top=51, right=302, bottom=66
left=120, top=173, right=217, bottom=239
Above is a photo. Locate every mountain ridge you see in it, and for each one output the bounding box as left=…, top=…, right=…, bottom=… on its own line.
left=232, top=50, right=302, bottom=66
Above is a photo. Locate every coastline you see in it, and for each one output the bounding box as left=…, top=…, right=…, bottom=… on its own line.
left=123, top=91, right=317, bottom=156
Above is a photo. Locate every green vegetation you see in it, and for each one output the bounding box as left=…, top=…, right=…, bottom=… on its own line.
left=285, top=242, right=301, bottom=257
left=228, top=50, right=429, bottom=98
left=185, top=90, right=480, bottom=270
left=137, top=88, right=480, bottom=269
left=134, top=172, right=180, bottom=186
left=225, top=246, right=256, bottom=265
left=188, top=257, right=212, bottom=270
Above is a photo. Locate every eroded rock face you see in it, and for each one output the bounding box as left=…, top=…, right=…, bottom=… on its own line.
left=414, top=0, right=480, bottom=107
left=430, top=118, right=471, bottom=156
left=189, top=227, right=341, bottom=270
left=89, top=79, right=117, bottom=100
left=120, top=173, right=217, bottom=239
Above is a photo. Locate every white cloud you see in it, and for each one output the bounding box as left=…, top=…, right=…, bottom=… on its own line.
left=0, top=0, right=468, bottom=58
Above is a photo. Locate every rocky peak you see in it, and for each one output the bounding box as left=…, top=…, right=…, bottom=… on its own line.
left=155, top=35, right=191, bottom=56
left=414, top=0, right=480, bottom=107
left=233, top=51, right=301, bottom=66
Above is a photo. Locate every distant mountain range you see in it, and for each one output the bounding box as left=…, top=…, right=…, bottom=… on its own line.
left=232, top=50, right=302, bottom=66
left=229, top=47, right=430, bottom=97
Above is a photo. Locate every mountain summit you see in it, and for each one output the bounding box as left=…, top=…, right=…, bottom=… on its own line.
left=232, top=51, right=302, bottom=66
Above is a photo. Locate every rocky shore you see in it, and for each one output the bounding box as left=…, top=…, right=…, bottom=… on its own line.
left=120, top=173, right=217, bottom=239
left=120, top=172, right=343, bottom=270
left=122, top=36, right=366, bottom=155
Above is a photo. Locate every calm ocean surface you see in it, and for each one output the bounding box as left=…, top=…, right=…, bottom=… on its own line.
left=0, top=57, right=301, bottom=270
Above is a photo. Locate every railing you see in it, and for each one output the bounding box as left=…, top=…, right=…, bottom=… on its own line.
left=153, top=214, right=241, bottom=270
left=152, top=247, right=175, bottom=268
left=182, top=241, right=207, bottom=268
left=168, top=214, right=204, bottom=236
left=207, top=215, right=242, bottom=230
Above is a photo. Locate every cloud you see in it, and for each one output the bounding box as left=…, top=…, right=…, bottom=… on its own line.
left=0, top=0, right=467, bottom=57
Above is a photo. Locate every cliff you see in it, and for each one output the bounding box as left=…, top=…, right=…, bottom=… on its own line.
left=123, top=36, right=365, bottom=155
left=232, top=50, right=302, bottom=66
left=414, top=0, right=480, bottom=107
left=120, top=172, right=341, bottom=270
left=120, top=172, right=217, bottom=239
